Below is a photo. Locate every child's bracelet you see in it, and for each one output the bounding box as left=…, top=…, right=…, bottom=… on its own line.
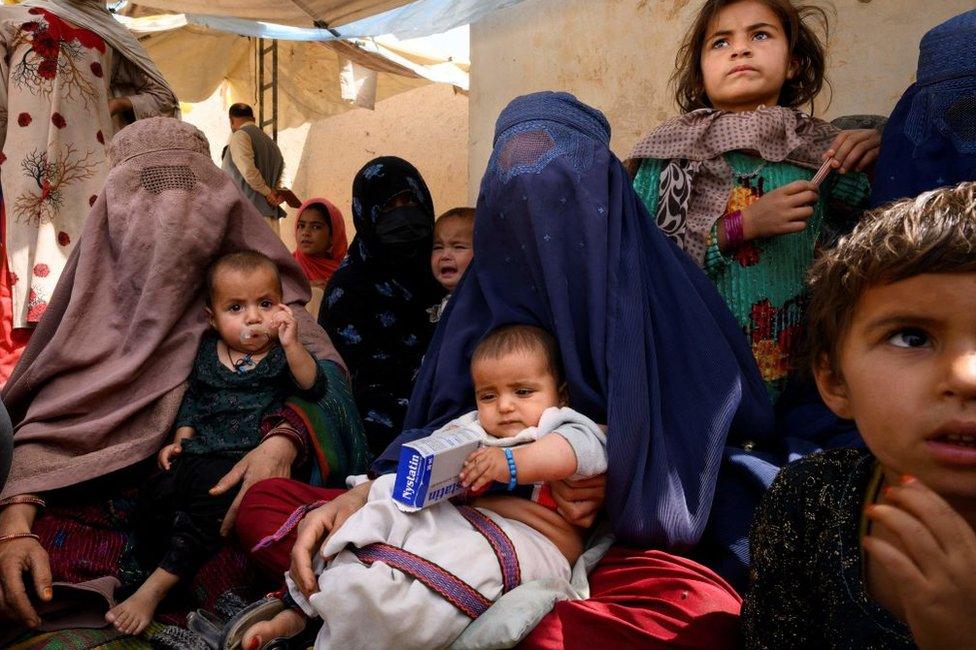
left=503, top=448, right=518, bottom=491
left=724, top=209, right=745, bottom=249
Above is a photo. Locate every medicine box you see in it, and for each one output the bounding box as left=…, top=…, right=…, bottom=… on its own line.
left=392, top=427, right=483, bottom=511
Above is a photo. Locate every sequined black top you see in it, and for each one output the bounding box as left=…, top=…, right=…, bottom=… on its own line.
left=176, top=331, right=327, bottom=456
left=742, top=448, right=916, bottom=649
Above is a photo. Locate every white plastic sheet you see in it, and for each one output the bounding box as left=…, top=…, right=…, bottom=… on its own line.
left=339, top=58, right=378, bottom=107
left=124, top=0, right=527, bottom=40
left=126, top=0, right=412, bottom=29
left=120, top=12, right=469, bottom=125
left=116, top=0, right=509, bottom=125
left=335, top=0, right=528, bottom=39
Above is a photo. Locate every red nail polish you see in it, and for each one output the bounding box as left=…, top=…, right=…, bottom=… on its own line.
left=900, top=474, right=917, bottom=485
left=881, top=486, right=892, bottom=498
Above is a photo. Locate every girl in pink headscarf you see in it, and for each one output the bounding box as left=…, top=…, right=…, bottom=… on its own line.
left=292, top=198, right=348, bottom=289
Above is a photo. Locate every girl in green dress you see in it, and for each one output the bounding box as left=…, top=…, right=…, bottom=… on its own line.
left=628, top=0, right=879, bottom=401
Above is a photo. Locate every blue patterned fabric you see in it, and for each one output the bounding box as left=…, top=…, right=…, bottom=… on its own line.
left=372, top=92, right=775, bottom=559
left=319, top=157, right=444, bottom=454
left=871, top=10, right=976, bottom=207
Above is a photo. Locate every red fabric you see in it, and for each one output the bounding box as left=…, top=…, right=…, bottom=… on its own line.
left=519, top=547, right=741, bottom=650
left=237, top=478, right=742, bottom=648
left=31, top=487, right=257, bottom=625
left=236, top=477, right=345, bottom=580
left=292, top=198, right=348, bottom=286
left=0, top=201, right=32, bottom=386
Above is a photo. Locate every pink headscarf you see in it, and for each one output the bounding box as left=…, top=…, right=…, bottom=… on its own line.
left=293, top=198, right=349, bottom=285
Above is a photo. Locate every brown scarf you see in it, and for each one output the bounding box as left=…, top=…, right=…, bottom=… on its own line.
left=1, top=118, right=343, bottom=498
left=627, top=106, right=839, bottom=264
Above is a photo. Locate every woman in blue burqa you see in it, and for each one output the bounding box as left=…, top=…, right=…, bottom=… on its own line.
left=238, top=92, right=784, bottom=648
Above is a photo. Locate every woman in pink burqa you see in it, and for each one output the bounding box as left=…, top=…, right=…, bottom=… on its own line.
left=0, top=118, right=352, bottom=638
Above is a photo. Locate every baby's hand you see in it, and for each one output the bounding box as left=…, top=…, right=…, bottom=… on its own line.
left=823, top=128, right=880, bottom=175
left=460, top=447, right=512, bottom=493
left=158, top=428, right=194, bottom=470
left=158, top=441, right=183, bottom=470
left=863, top=476, right=976, bottom=649
left=272, top=304, right=299, bottom=348
left=740, top=180, right=819, bottom=241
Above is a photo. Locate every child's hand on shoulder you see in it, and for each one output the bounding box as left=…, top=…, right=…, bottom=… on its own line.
left=460, top=447, right=511, bottom=493
left=740, top=180, right=819, bottom=241
left=863, top=476, right=976, bottom=649
left=272, top=303, right=300, bottom=349
left=824, top=129, right=881, bottom=175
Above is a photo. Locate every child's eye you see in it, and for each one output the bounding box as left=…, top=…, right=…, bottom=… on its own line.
left=515, top=388, right=535, bottom=397
left=228, top=304, right=242, bottom=312
left=710, top=38, right=728, bottom=49
left=432, top=244, right=443, bottom=251
left=478, top=393, right=496, bottom=402
left=260, top=300, right=274, bottom=309
left=888, top=328, right=931, bottom=349
left=752, top=31, right=770, bottom=41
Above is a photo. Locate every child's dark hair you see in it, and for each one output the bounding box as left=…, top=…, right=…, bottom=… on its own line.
left=672, top=0, right=829, bottom=113
left=205, top=251, right=282, bottom=307
left=807, top=182, right=976, bottom=375
left=436, top=207, right=476, bottom=230
left=471, top=324, right=564, bottom=385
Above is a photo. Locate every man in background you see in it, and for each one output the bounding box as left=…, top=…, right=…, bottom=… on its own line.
left=222, top=103, right=288, bottom=233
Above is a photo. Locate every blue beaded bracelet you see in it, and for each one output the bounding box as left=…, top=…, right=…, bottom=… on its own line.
left=503, top=447, right=518, bottom=491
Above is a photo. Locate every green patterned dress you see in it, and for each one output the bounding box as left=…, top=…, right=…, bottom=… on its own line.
left=634, top=154, right=870, bottom=402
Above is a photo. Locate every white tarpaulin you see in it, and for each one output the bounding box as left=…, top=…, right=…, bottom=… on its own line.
left=332, top=0, right=527, bottom=39
left=120, top=13, right=469, bottom=128
left=130, top=0, right=528, bottom=40
left=111, top=0, right=541, bottom=126
left=340, top=58, right=377, bottom=107
left=125, top=0, right=413, bottom=28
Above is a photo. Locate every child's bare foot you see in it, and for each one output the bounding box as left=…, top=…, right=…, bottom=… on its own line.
left=105, top=590, right=157, bottom=636
left=105, top=568, right=179, bottom=636
left=242, top=608, right=307, bottom=650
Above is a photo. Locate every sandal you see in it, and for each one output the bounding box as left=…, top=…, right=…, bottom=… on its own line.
left=36, top=576, right=123, bottom=632
left=186, top=608, right=225, bottom=649
left=219, top=596, right=288, bottom=650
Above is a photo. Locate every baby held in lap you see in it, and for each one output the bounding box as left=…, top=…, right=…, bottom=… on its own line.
left=247, top=324, right=607, bottom=649
left=106, top=251, right=327, bottom=635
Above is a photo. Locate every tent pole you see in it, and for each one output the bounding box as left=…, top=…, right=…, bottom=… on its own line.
left=257, top=38, right=265, bottom=130
left=257, top=38, right=279, bottom=141
left=272, top=41, right=278, bottom=141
